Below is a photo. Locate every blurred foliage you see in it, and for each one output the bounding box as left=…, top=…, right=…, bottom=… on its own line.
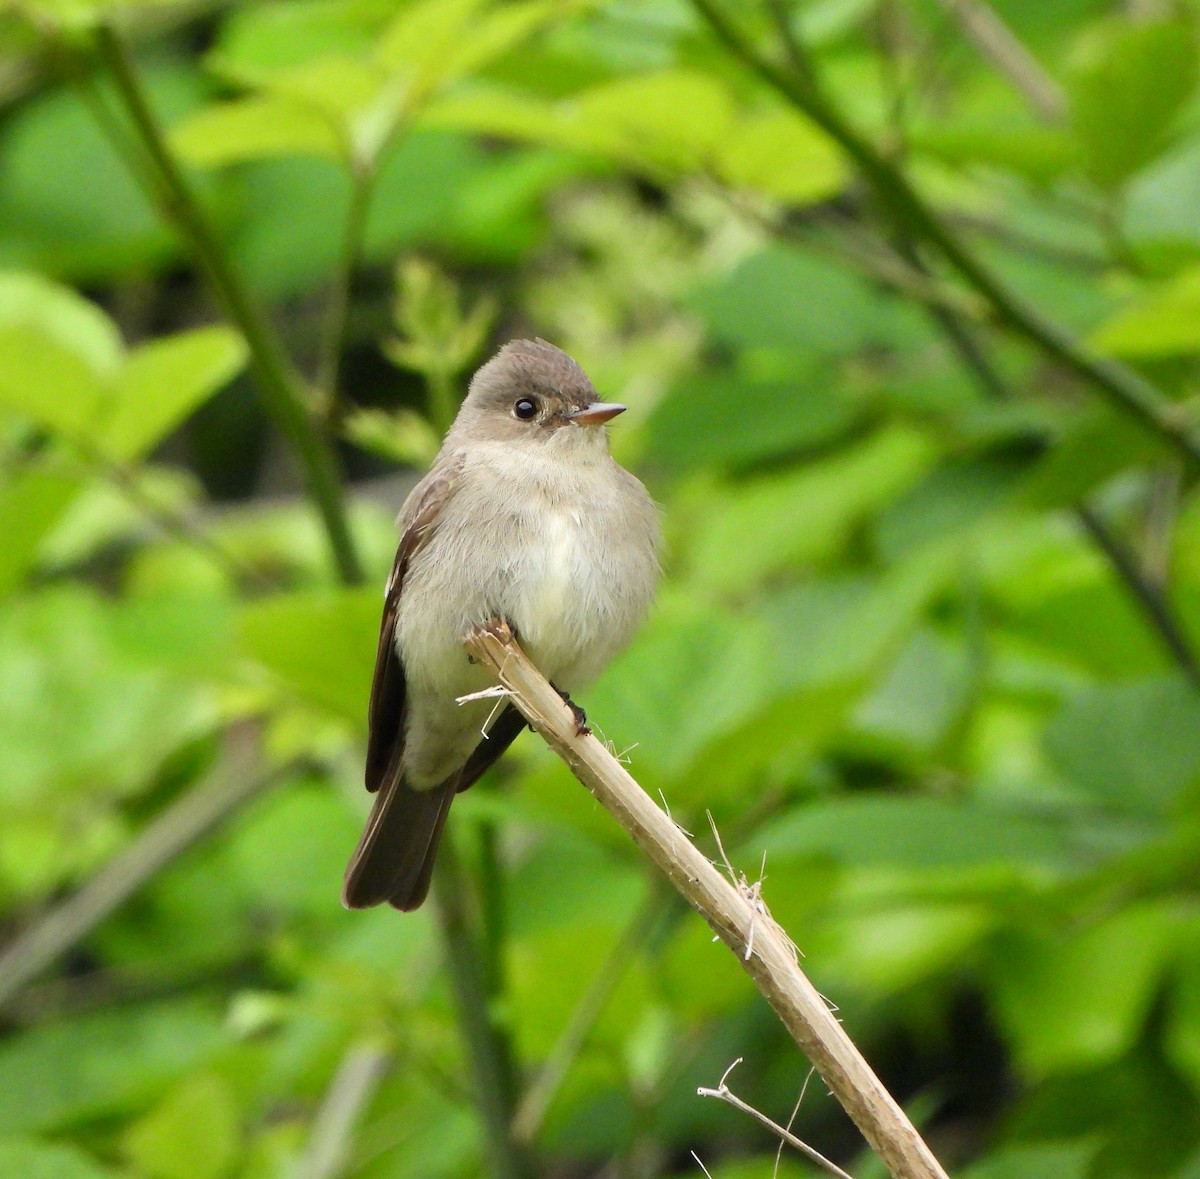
left=2, top=0, right=1200, bottom=1177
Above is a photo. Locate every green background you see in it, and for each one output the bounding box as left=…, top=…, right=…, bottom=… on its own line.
left=2, top=0, right=1200, bottom=1176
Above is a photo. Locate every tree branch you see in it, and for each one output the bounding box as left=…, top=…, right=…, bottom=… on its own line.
left=92, top=24, right=363, bottom=586
left=889, top=239, right=1200, bottom=689
left=691, top=0, right=1200, bottom=474
left=463, top=622, right=949, bottom=1179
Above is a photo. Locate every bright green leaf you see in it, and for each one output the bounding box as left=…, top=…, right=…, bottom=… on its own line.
left=0, top=1000, right=226, bottom=1134
left=1090, top=266, right=1200, bottom=357
left=0, top=273, right=122, bottom=436
left=100, top=325, right=248, bottom=462
left=645, top=361, right=858, bottom=472
left=686, top=425, right=935, bottom=595
left=0, top=468, right=82, bottom=597
left=990, top=901, right=1181, bottom=1076
left=0, top=272, right=122, bottom=375
left=123, top=1074, right=240, bottom=1179
left=0, top=1138, right=118, bottom=1179
left=169, top=96, right=343, bottom=167
left=571, top=70, right=735, bottom=173
left=237, top=589, right=379, bottom=723
left=718, top=107, right=846, bottom=205
left=758, top=795, right=1073, bottom=869
left=1070, top=19, right=1199, bottom=190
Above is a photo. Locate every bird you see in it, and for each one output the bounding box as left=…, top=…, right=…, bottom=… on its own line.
left=342, top=338, right=661, bottom=911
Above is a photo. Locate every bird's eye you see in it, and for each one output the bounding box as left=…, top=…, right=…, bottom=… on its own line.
left=513, top=398, right=538, bottom=420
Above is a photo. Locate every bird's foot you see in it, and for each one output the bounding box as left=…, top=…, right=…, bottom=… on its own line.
left=553, top=685, right=590, bottom=736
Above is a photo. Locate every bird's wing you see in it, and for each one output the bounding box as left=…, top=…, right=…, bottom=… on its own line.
left=363, top=456, right=463, bottom=794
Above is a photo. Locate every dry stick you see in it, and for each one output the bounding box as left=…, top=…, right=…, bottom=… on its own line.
left=698, top=1059, right=854, bottom=1179
left=464, top=623, right=949, bottom=1179
left=0, top=726, right=275, bottom=1009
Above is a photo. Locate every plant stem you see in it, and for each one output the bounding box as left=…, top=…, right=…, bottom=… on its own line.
left=1075, top=503, right=1200, bottom=687
left=318, top=164, right=376, bottom=421
left=691, top=0, right=1200, bottom=473
left=433, top=834, right=533, bottom=1179
left=93, top=24, right=363, bottom=586
left=513, top=880, right=671, bottom=1143
left=894, top=240, right=1200, bottom=688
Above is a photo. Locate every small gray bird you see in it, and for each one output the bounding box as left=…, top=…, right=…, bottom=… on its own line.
left=343, top=339, right=660, bottom=911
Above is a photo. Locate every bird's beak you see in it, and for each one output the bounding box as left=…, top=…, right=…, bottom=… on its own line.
left=567, top=401, right=627, bottom=427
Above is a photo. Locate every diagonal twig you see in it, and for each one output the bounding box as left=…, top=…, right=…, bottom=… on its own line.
left=464, top=622, right=949, bottom=1179
left=698, top=1058, right=855, bottom=1179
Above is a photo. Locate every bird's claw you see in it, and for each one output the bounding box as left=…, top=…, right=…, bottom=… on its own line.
left=553, top=686, right=590, bottom=736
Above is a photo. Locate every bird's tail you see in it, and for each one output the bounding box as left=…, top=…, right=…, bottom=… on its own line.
left=341, top=775, right=456, bottom=911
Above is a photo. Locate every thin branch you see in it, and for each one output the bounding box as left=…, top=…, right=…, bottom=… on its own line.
left=92, top=24, right=363, bottom=586
left=689, top=0, right=1200, bottom=474
left=889, top=239, right=1200, bottom=689
left=300, top=1039, right=392, bottom=1179
left=928, top=0, right=1066, bottom=121
left=464, top=622, right=950, bottom=1179
left=433, top=833, right=534, bottom=1179
left=0, top=726, right=274, bottom=1009
left=698, top=1059, right=855, bottom=1179
left=317, top=165, right=376, bottom=419
left=1076, top=503, right=1200, bottom=687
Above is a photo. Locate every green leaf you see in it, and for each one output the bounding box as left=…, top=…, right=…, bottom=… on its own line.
left=0, top=1000, right=226, bottom=1134
left=1167, top=938, right=1200, bottom=1096
left=584, top=596, right=779, bottom=784
left=570, top=70, right=735, bottom=173
left=237, top=589, right=379, bottom=723
left=377, top=0, right=564, bottom=102
left=1019, top=407, right=1159, bottom=507
left=169, top=96, right=343, bottom=167
left=960, top=1142, right=1097, bottom=1179
left=123, top=1074, right=240, bottom=1179
left=1045, top=676, right=1200, bottom=812
left=205, top=0, right=388, bottom=82
left=691, top=245, right=928, bottom=354
left=1070, top=19, right=1199, bottom=190
left=0, top=468, right=83, bottom=597
left=0, top=273, right=122, bottom=436
left=0, top=1138, right=118, bottom=1179
left=645, top=361, right=858, bottom=473
left=1090, top=266, right=1200, bottom=358
left=875, top=451, right=1032, bottom=560
left=0, top=589, right=216, bottom=816
left=685, top=426, right=935, bottom=595
left=0, top=272, right=122, bottom=375
left=757, top=796, right=1073, bottom=869
left=100, top=326, right=248, bottom=462
left=426, top=70, right=737, bottom=177
left=717, top=107, right=846, bottom=205
left=990, top=901, right=1181, bottom=1076
left=914, top=118, right=1074, bottom=185
left=852, top=629, right=972, bottom=758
